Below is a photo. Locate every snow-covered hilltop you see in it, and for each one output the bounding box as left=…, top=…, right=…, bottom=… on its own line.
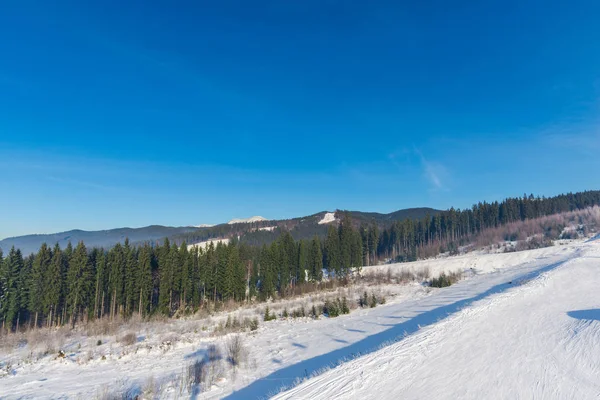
left=227, top=216, right=268, bottom=224
left=318, top=212, right=337, bottom=225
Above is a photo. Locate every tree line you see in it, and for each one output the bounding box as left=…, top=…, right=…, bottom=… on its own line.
left=0, top=214, right=362, bottom=330
left=376, top=190, right=600, bottom=261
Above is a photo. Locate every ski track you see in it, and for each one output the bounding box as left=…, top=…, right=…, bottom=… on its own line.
left=273, top=245, right=600, bottom=400
left=2, top=240, right=598, bottom=399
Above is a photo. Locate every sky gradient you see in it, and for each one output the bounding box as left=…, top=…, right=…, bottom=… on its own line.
left=1, top=1, right=599, bottom=239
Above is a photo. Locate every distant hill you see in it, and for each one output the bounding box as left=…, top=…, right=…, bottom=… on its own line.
left=0, top=207, right=442, bottom=255
left=0, top=225, right=198, bottom=255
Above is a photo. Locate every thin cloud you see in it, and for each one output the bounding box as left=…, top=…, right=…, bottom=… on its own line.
left=413, top=147, right=448, bottom=192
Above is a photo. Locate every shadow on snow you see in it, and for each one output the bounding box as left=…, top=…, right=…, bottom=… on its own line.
left=224, top=260, right=567, bottom=399
left=567, top=309, right=600, bottom=322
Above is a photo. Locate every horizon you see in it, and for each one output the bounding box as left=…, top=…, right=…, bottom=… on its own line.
left=2, top=2, right=600, bottom=239
left=0, top=190, right=590, bottom=240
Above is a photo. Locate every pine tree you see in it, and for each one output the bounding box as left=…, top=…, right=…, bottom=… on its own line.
left=3, top=247, right=24, bottom=329
left=137, top=244, right=153, bottom=315
left=309, top=236, right=323, bottom=281
left=339, top=212, right=353, bottom=276
left=123, top=239, right=137, bottom=315
left=30, top=243, right=51, bottom=328
left=108, top=243, right=125, bottom=319
left=20, top=254, right=33, bottom=328
left=44, top=244, right=63, bottom=326
left=179, top=242, right=191, bottom=310
left=66, top=242, right=91, bottom=327
left=325, top=225, right=341, bottom=276
left=297, top=240, right=308, bottom=285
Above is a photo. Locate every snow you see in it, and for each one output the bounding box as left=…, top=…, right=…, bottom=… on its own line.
left=227, top=216, right=268, bottom=225
left=2, top=238, right=600, bottom=399
left=187, top=238, right=230, bottom=250
left=195, top=224, right=215, bottom=228
left=318, top=212, right=336, bottom=225
left=275, top=245, right=600, bottom=399
left=258, top=226, right=276, bottom=232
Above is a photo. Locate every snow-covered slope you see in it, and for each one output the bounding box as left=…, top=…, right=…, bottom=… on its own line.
left=273, top=241, right=600, bottom=399
left=227, top=216, right=268, bottom=224
left=187, top=238, right=230, bottom=250
left=3, top=239, right=599, bottom=399
left=318, top=212, right=336, bottom=225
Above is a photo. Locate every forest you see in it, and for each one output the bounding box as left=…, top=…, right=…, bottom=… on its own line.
left=1, top=190, right=599, bottom=331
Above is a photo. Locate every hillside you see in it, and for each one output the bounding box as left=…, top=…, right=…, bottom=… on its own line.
left=0, top=207, right=442, bottom=255
left=0, top=225, right=198, bottom=255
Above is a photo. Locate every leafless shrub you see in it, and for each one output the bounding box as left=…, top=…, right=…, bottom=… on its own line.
left=226, top=335, right=248, bottom=368
left=416, top=267, right=431, bottom=280
left=186, top=358, right=207, bottom=391
left=118, top=332, right=137, bottom=346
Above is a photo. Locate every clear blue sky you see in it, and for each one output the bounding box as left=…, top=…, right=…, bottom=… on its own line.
left=1, top=1, right=599, bottom=239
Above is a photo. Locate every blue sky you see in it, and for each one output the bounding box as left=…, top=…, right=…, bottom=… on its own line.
left=1, top=1, right=599, bottom=239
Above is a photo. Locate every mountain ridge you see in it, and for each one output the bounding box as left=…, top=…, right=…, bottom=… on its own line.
left=0, top=207, right=441, bottom=255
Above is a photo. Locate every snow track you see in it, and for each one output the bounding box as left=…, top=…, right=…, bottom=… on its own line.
left=273, top=246, right=600, bottom=399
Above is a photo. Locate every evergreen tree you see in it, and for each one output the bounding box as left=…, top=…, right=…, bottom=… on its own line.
left=107, top=243, right=125, bottom=319
left=66, top=242, right=91, bottom=327
left=2, top=247, right=24, bottom=329
left=309, top=236, right=323, bottom=281
left=92, top=249, right=107, bottom=319
left=137, top=244, right=153, bottom=315
left=179, top=242, right=191, bottom=309
left=123, top=239, right=138, bottom=314
left=297, top=240, right=309, bottom=284
left=30, top=243, right=51, bottom=327
left=325, top=225, right=341, bottom=276
left=45, top=244, right=63, bottom=326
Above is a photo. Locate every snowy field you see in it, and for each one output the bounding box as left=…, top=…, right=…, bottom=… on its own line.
left=2, top=237, right=599, bottom=399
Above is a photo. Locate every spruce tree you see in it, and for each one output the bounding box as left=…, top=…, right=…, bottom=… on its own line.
left=45, top=244, right=63, bottom=326
left=92, top=249, right=107, bottom=319
left=339, top=212, right=353, bottom=276
left=123, top=239, right=137, bottom=314
left=3, top=247, right=24, bottom=329
left=309, top=236, right=323, bottom=281
left=108, top=243, right=125, bottom=319
left=325, top=225, right=341, bottom=277
left=30, top=243, right=51, bottom=328
left=137, top=244, right=153, bottom=315
left=66, top=242, right=91, bottom=327
left=179, top=243, right=191, bottom=310
left=296, top=240, right=307, bottom=285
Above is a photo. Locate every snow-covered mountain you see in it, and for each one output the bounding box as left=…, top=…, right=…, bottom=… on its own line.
left=227, top=216, right=268, bottom=224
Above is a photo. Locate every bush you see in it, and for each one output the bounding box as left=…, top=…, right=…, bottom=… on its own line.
left=226, top=335, right=247, bottom=368
left=249, top=317, right=259, bottom=331
left=369, top=294, right=377, bottom=308
left=187, top=358, right=207, bottom=390
left=360, top=291, right=368, bottom=308
left=96, top=339, right=102, bottom=346
left=264, top=306, right=276, bottom=322
left=430, top=271, right=462, bottom=288
left=323, top=300, right=339, bottom=317
left=341, top=297, right=350, bottom=314
left=118, top=332, right=137, bottom=346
